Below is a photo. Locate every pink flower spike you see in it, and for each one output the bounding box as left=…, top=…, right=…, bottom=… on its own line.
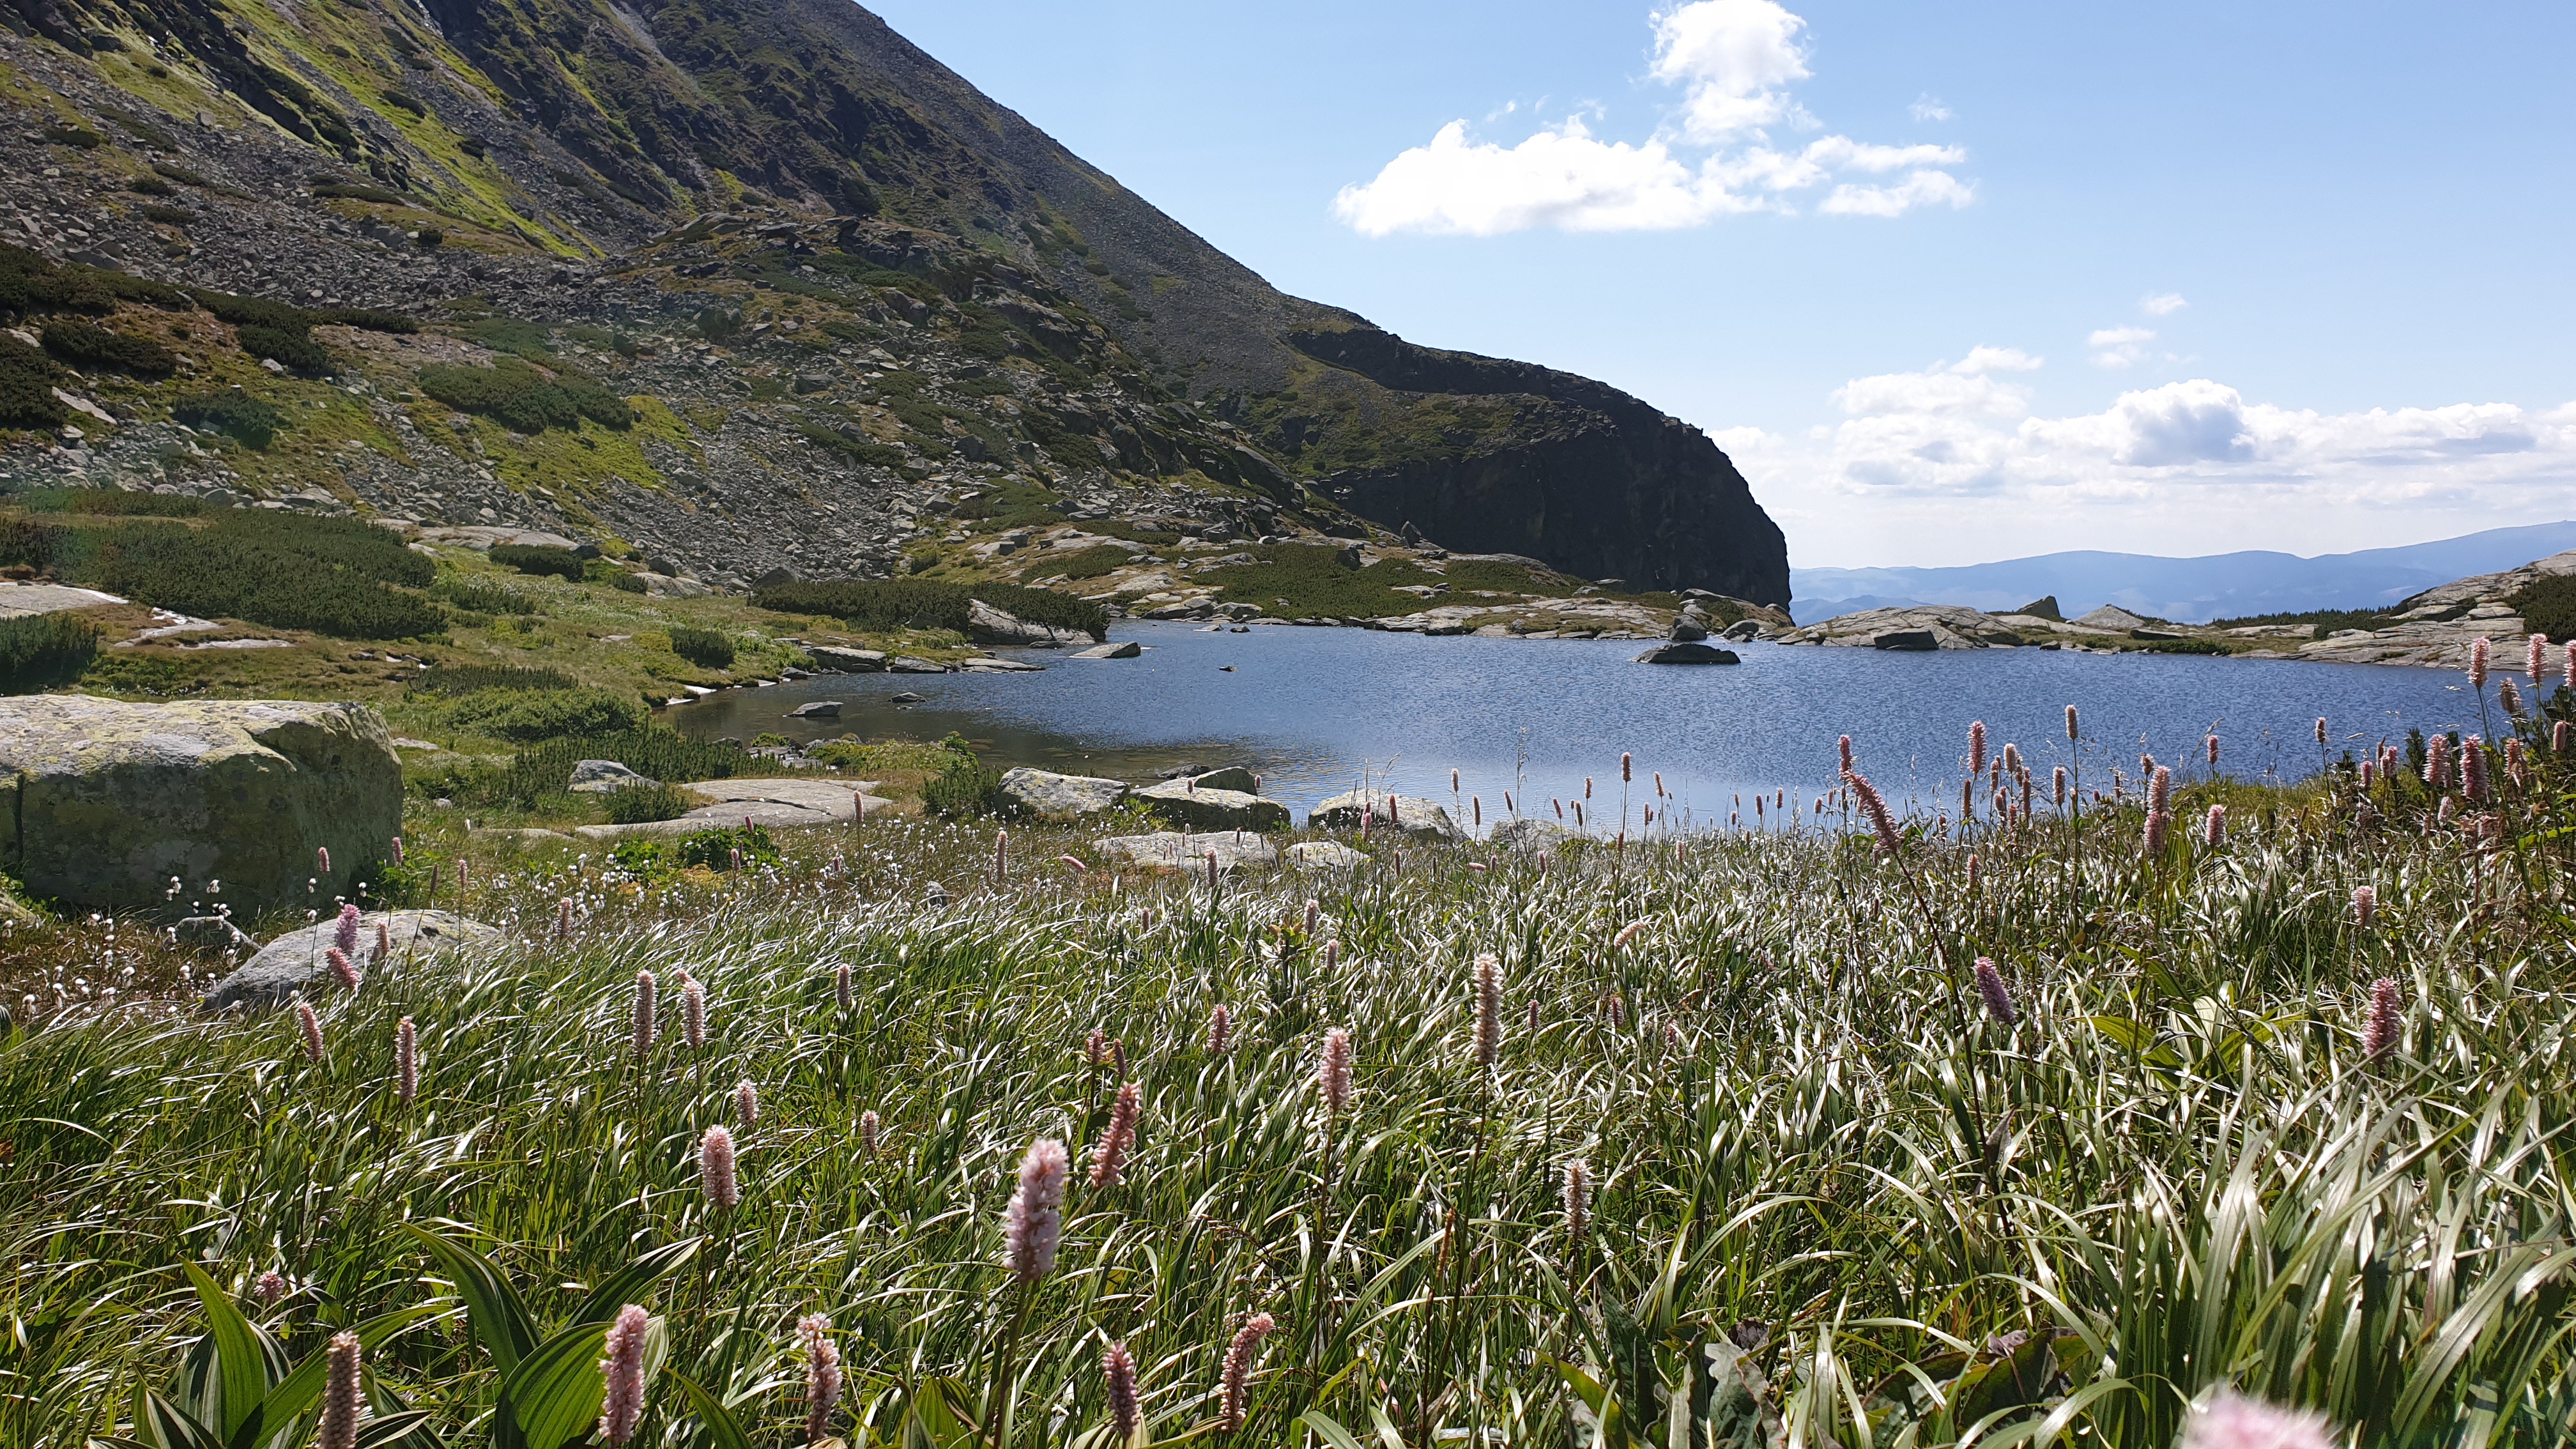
left=371, top=920, right=390, bottom=967
left=700, top=1125, right=739, bottom=1209
left=2363, top=978, right=2402, bottom=1060
left=1103, top=1342, right=1142, bottom=1446
left=395, top=1016, right=418, bottom=1105
left=1973, top=957, right=2017, bottom=1025
left=1318, top=1027, right=1354, bottom=1115
left=1218, top=1314, right=1278, bottom=1432
left=2204, top=802, right=2227, bottom=848
left=295, top=999, right=325, bottom=1063
left=318, top=1330, right=361, bottom=1449
left=1002, top=1138, right=1070, bottom=1281
left=735, top=1078, right=759, bottom=1130
left=632, top=970, right=657, bottom=1060
left=316, top=846, right=332, bottom=878
left=326, top=946, right=360, bottom=991
left=798, top=1313, right=841, bottom=1445
left=1206, top=1002, right=1232, bottom=1055
left=2352, top=884, right=2376, bottom=929
left=1090, top=1080, right=1140, bottom=1188
left=2179, top=1392, right=2333, bottom=1449
left=2531, top=632, right=2550, bottom=689
left=334, top=903, right=360, bottom=956
left=597, top=1304, right=650, bottom=1447
left=2471, top=636, right=2490, bottom=690
left=1967, top=720, right=1987, bottom=776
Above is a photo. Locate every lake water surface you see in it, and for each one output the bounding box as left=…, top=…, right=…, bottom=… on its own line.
left=670, top=624, right=2496, bottom=829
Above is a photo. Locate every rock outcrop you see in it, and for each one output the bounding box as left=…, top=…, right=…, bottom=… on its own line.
left=967, top=600, right=1092, bottom=648
left=0, top=696, right=401, bottom=914
left=1309, top=791, right=1464, bottom=840
left=202, top=910, right=503, bottom=1015
left=1132, top=778, right=1290, bottom=832
left=998, top=767, right=1130, bottom=818
left=1095, top=831, right=1278, bottom=872
left=1777, top=606, right=2028, bottom=650
left=1634, top=641, right=1739, bottom=664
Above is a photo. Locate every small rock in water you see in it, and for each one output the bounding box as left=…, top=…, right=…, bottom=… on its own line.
left=786, top=700, right=844, bottom=718
left=889, top=691, right=926, bottom=704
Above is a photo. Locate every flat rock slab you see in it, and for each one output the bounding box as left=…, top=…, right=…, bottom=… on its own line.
left=1095, top=831, right=1278, bottom=871
left=0, top=695, right=401, bottom=914
left=1170, top=766, right=1259, bottom=793
left=1308, top=790, right=1464, bottom=841
left=0, top=581, right=125, bottom=617
left=889, top=657, right=949, bottom=673
left=1286, top=841, right=1369, bottom=870
left=1133, top=779, right=1290, bottom=832
left=806, top=646, right=888, bottom=672
left=1071, top=641, right=1142, bottom=659
left=203, top=910, right=502, bottom=1015
left=967, top=598, right=1092, bottom=647
left=569, top=759, right=656, bottom=792
left=1000, top=767, right=1131, bottom=818
left=785, top=700, right=844, bottom=717
left=572, top=777, right=891, bottom=839
left=958, top=657, right=1045, bottom=672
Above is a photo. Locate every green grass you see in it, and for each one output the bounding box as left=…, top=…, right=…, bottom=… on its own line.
left=8, top=730, right=2576, bottom=1448
left=1199, top=543, right=1443, bottom=617
left=0, top=610, right=102, bottom=693
left=755, top=579, right=1107, bottom=640
left=1, top=506, right=442, bottom=640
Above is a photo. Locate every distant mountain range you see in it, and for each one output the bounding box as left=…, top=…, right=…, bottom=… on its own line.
left=1789, top=522, right=2576, bottom=625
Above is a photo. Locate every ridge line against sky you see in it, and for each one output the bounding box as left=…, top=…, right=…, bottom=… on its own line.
left=866, top=0, right=2576, bottom=568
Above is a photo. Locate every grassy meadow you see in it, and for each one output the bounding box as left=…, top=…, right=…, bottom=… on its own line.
left=4, top=697, right=2575, bottom=1449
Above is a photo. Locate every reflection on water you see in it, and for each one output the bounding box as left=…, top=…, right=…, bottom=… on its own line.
left=668, top=623, right=2489, bottom=829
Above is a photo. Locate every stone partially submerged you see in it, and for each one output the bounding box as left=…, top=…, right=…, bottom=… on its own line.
left=202, top=909, right=503, bottom=1015
left=1132, top=777, right=1289, bottom=832
left=0, top=696, right=402, bottom=914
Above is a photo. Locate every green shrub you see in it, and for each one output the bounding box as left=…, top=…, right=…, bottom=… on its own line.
left=416, top=229, right=444, bottom=249
left=798, top=424, right=911, bottom=469
left=141, top=204, right=193, bottom=226
left=15, top=488, right=208, bottom=517
left=0, top=243, right=187, bottom=318
left=41, top=320, right=177, bottom=377
left=666, top=625, right=735, bottom=668
left=493, top=728, right=755, bottom=802
left=17, top=509, right=440, bottom=638
left=2512, top=575, right=2576, bottom=644
left=488, top=543, right=586, bottom=579
left=434, top=686, right=646, bottom=741
left=151, top=162, right=211, bottom=187
left=234, top=325, right=332, bottom=371
left=675, top=823, right=778, bottom=870
left=409, top=664, right=572, bottom=695
left=752, top=579, right=1106, bottom=640
left=0, top=335, right=70, bottom=429
left=418, top=359, right=634, bottom=433
left=607, top=838, right=670, bottom=879
left=433, top=577, right=540, bottom=615
left=126, top=175, right=174, bottom=197
left=923, top=747, right=1006, bottom=817
left=604, top=780, right=691, bottom=824
left=312, top=181, right=409, bottom=203
left=1200, top=544, right=1444, bottom=619
left=610, top=571, right=647, bottom=594
left=1023, top=544, right=1133, bottom=581
left=0, top=611, right=102, bottom=693
left=171, top=392, right=287, bottom=450
left=43, top=125, right=103, bottom=148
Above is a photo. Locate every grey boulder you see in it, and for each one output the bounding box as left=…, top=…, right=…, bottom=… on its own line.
left=999, top=767, right=1131, bottom=818
left=1286, top=841, right=1369, bottom=870
left=1308, top=791, right=1464, bottom=840
left=806, top=646, right=888, bottom=673
left=786, top=700, right=844, bottom=718
left=1095, top=831, right=1277, bottom=872
left=1133, top=778, right=1289, bottom=832
left=1634, top=641, right=1740, bottom=664
left=1071, top=641, right=1142, bottom=659
left=1871, top=631, right=1938, bottom=652
left=203, top=909, right=503, bottom=1015
left=967, top=599, right=1092, bottom=648
left=0, top=695, right=402, bottom=914
left=569, top=759, right=657, bottom=792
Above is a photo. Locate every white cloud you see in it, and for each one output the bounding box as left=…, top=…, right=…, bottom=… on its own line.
left=1715, top=357, right=2576, bottom=562
left=1952, top=346, right=2043, bottom=374
left=1334, top=1, right=1974, bottom=235
left=2140, top=291, right=2188, bottom=316
left=2088, top=325, right=2156, bottom=369
left=1910, top=95, right=1952, bottom=122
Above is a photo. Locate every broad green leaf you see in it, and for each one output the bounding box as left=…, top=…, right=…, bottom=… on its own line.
left=496, top=1320, right=611, bottom=1449
left=402, top=1223, right=540, bottom=1376
left=250, top=1303, right=445, bottom=1449
left=181, top=1266, right=271, bottom=1445
left=568, top=1238, right=701, bottom=1329
left=665, top=1369, right=755, bottom=1449
left=352, top=1411, right=437, bottom=1449
left=1299, top=1409, right=1367, bottom=1449
left=138, top=1386, right=226, bottom=1449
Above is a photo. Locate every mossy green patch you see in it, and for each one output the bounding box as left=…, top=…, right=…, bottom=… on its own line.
left=469, top=395, right=692, bottom=494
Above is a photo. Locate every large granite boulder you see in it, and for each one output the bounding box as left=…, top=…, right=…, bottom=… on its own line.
left=1308, top=791, right=1464, bottom=841
left=202, top=909, right=503, bottom=1014
left=999, top=767, right=1131, bottom=818
left=1095, top=831, right=1278, bottom=872
left=0, top=696, right=401, bottom=914
left=1133, top=778, right=1290, bottom=832
left=806, top=646, right=888, bottom=673
left=1634, top=641, right=1739, bottom=664
left=967, top=599, right=1093, bottom=647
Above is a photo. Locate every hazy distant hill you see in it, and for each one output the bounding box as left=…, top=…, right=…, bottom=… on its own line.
left=1790, top=522, right=2576, bottom=624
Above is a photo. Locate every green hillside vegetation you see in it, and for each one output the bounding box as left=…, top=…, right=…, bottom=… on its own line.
left=0, top=504, right=441, bottom=640
left=755, top=578, right=1107, bottom=640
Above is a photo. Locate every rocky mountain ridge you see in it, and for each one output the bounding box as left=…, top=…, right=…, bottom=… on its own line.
left=0, top=0, right=1787, bottom=602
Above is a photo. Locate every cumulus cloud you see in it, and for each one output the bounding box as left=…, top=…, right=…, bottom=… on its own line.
left=2088, top=326, right=2156, bottom=369
left=1333, top=0, right=1973, bottom=236
left=1716, top=356, right=2576, bottom=561
left=2140, top=291, right=2188, bottom=316
left=1910, top=94, right=1952, bottom=122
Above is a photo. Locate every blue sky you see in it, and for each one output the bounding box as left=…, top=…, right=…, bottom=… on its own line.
left=868, top=0, right=2576, bottom=567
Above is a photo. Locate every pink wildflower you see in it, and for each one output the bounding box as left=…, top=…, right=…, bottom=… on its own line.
left=2179, top=1392, right=2333, bottom=1449
left=2353, top=884, right=2376, bottom=928
left=295, top=999, right=324, bottom=1063
left=597, top=1305, right=650, bottom=1446
left=1973, top=957, right=2017, bottom=1025
left=859, top=1109, right=881, bottom=1160
left=334, top=903, right=360, bottom=956
left=395, top=1016, right=417, bottom=1105
left=1002, top=1138, right=1070, bottom=1281
left=797, top=1313, right=841, bottom=1445
left=1103, top=1341, right=1142, bottom=1445
left=326, top=946, right=360, bottom=991
left=1472, top=952, right=1501, bottom=1070
left=1317, top=1027, right=1354, bottom=1116
left=700, top=1125, right=739, bottom=1209
left=2204, top=803, right=2227, bottom=847
left=1968, top=720, right=1987, bottom=776
left=1218, top=1314, right=1277, bottom=1432
left=318, top=1331, right=361, bottom=1449
left=2471, top=636, right=2490, bottom=691
left=1090, top=1080, right=1140, bottom=1188
left=2363, top=978, right=2402, bottom=1059
left=1206, top=1003, right=1232, bottom=1055
left=632, top=970, right=657, bottom=1060
left=735, top=1078, right=759, bottom=1130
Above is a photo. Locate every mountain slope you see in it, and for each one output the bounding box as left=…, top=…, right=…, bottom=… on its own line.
left=0, top=0, right=1788, bottom=602
left=1791, top=521, right=2576, bottom=624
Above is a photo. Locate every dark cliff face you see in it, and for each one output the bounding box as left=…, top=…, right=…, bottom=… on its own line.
left=1261, top=325, right=1788, bottom=600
